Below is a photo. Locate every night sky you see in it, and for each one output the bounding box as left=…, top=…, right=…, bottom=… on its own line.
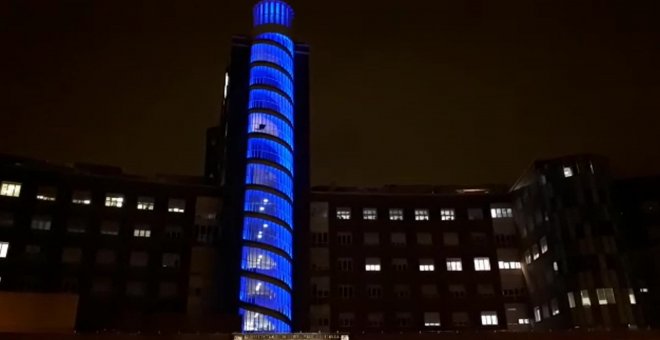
left=3, top=0, right=660, bottom=186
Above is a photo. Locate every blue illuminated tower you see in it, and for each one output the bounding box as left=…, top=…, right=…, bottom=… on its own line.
left=237, top=0, right=298, bottom=333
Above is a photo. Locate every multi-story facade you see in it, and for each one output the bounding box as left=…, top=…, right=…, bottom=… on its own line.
left=511, top=155, right=642, bottom=329
left=304, top=185, right=531, bottom=332
left=0, top=154, right=236, bottom=332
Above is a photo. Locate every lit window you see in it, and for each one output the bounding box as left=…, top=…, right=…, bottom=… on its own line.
left=581, top=290, right=591, bottom=306
left=365, top=258, right=381, bottom=272
left=36, top=186, right=56, bottom=201
left=223, top=72, right=230, bottom=99
left=105, top=194, right=124, bottom=208
left=628, top=289, right=637, bottom=305
left=490, top=208, right=513, bottom=219
left=31, top=216, right=52, bottom=231
left=0, top=181, right=21, bottom=197
left=563, top=166, right=574, bottom=178
left=336, top=207, right=351, bottom=220
left=363, top=208, right=377, bottom=220
left=540, top=236, right=548, bottom=253
left=551, top=299, right=560, bottom=315
left=419, top=258, right=435, bottom=272
left=417, top=232, right=432, bottom=245
left=498, top=261, right=522, bottom=270
left=133, top=226, right=151, bottom=238
left=596, top=288, right=616, bottom=305
left=568, top=292, right=576, bottom=308
left=424, top=312, right=441, bottom=327
left=364, top=232, right=380, bottom=245
left=72, top=191, right=91, bottom=205
left=415, top=209, right=429, bottom=221
left=474, top=257, right=491, bottom=271
left=640, top=288, right=649, bottom=293
left=524, top=250, right=532, bottom=264
left=389, top=209, right=404, bottom=221
left=168, top=199, right=185, bottom=213
left=553, top=261, right=559, bottom=272
left=534, top=306, right=541, bottom=322
left=137, top=197, right=155, bottom=211
left=532, top=244, right=540, bottom=260
left=446, top=258, right=463, bottom=271
left=480, top=311, right=498, bottom=326
left=0, top=242, right=9, bottom=258
left=518, top=318, right=530, bottom=325
left=441, top=209, right=455, bottom=221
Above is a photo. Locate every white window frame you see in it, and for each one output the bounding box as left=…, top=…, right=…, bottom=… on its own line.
left=480, top=311, right=498, bottom=326
left=137, top=197, right=155, bottom=211
left=440, top=209, right=455, bottom=221
left=498, top=261, right=522, bottom=270
left=474, top=257, right=491, bottom=271
left=0, top=182, right=21, bottom=198
left=490, top=207, right=513, bottom=219
left=133, top=226, right=151, bottom=238
left=363, top=208, right=377, bottom=220
left=446, top=258, right=463, bottom=271
left=365, top=258, right=381, bottom=272
left=419, top=259, right=435, bottom=272
left=414, top=209, right=430, bottom=221
left=389, top=209, right=404, bottom=221
left=336, top=207, right=351, bottom=220
left=564, top=166, right=574, bottom=178
left=105, top=194, right=124, bottom=208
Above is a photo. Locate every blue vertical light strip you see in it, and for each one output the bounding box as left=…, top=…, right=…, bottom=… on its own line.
left=240, top=0, right=295, bottom=333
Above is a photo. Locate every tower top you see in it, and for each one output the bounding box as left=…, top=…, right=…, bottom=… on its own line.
left=253, top=0, right=294, bottom=28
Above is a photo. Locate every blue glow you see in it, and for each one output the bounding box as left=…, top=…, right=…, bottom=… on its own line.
left=241, top=1, right=294, bottom=331
left=247, top=138, right=293, bottom=174
left=240, top=309, right=291, bottom=333
left=242, top=247, right=292, bottom=287
left=246, top=163, right=293, bottom=199
left=244, top=189, right=293, bottom=226
left=242, top=217, right=293, bottom=257
left=250, top=43, right=294, bottom=77
left=249, top=66, right=293, bottom=100
left=240, top=277, right=291, bottom=318
left=248, top=113, right=293, bottom=149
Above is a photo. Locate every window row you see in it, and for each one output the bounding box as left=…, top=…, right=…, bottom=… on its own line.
left=524, top=236, right=548, bottom=264
left=335, top=207, right=513, bottom=221
left=0, top=182, right=186, bottom=213
left=333, top=311, right=498, bottom=328
left=321, top=283, right=500, bottom=299
left=314, top=231, right=491, bottom=247
left=62, top=248, right=181, bottom=268
left=359, top=257, right=493, bottom=272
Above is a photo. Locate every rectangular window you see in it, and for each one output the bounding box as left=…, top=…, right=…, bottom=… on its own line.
left=36, top=186, right=56, bottom=201
left=392, top=258, right=408, bottom=271
left=443, top=232, right=459, bottom=246
left=449, top=284, right=466, bottom=298
left=597, top=288, right=616, bottom=305
left=162, top=253, right=180, bottom=268
left=395, top=312, right=412, bottom=327
left=524, top=250, right=532, bottom=264
left=31, top=216, right=52, bottom=231
left=367, top=313, right=384, bottom=328
left=534, top=306, right=541, bottom=322
left=337, top=232, right=353, bottom=246
left=126, top=281, right=146, bottom=297
left=490, top=208, right=513, bottom=219
left=394, top=285, right=411, bottom=299
left=133, top=226, right=151, bottom=238
left=0, top=212, right=13, bottom=228
left=480, top=311, right=498, bottom=326
left=105, top=194, right=124, bottom=208
left=311, top=232, right=328, bottom=245
left=581, top=289, right=591, bottom=306
left=498, top=261, right=522, bottom=270
left=129, top=251, right=149, bottom=267
left=568, top=292, right=576, bottom=308
left=540, top=236, right=548, bottom=253
left=365, top=257, right=381, bottom=272
left=364, top=232, right=379, bottom=245
left=532, top=244, right=540, bottom=260
left=553, top=261, right=559, bottom=272
left=470, top=232, right=488, bottom=245
left=366, top=285, right=382, bottom=299
left=168, top=199, right=186, bottom=213
left=474, top=257, right=491, bottom=271
left=518, top=318, right=530, bottom=324
left=0, top=242, right=9, bottom=258
left=421, top=284, right=439, bottom=298
left=542, top=305, right=550, bottom=318
left=452, top=312, right=469, bottom=327
left=363, top=208, right=377, bottom=220
left=468, top=208, right=483, bottom=220
left=415, top=209, right=429, bottom=221
left=96, top=249, right=116, bottom=265
left=25, top=244, right=40, bottom=255
left=338, top=285, right=354, bottom=299
left=419, top=258, right=435, bottom=272
left=338, top=258, right=353, bottom=272
left=446, top=258, right=463, bottom=271
left=336, top=207, right=351, bottom=220
left=61, top=248, right=82, bottom=264
left=1, top=181, right=21, bottom=197
left=551, top=299, right=560, bottom=315
left=416, top=232, right=432, bottom=245
left=441, top=209, right=455, bottom=221
left=72, top=190, right=91, bottom=205
left=165, top=225, right=183, bottom=239
left=338, top=313, right=355, bottom=327
left=391, top=232, right=406, bottom=246
left=423, top=312, right=441, bottom=327
left=564, top=166, right=574, bottom=178
left=477, top=284, right=495, bottom=296
left=137, top=197, right=155, bottom=210
left=389, top=208, right=404, bottom=221
left=159, top=282, right=178, bottom=298
left=628, top=289, right=637, bottom=304
left=100, top=221, right=120, bottom=236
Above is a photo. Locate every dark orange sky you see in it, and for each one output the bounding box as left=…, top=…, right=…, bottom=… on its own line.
left=3, top=0, right=660, bottom=186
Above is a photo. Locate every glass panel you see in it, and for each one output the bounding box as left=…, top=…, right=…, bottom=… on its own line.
left=242, top=217, right=292, bottom=256
left=247, top=138, right=293, bottom=173
left=241, top=247, right=292, bottom=287
left=239, top=277, right=291, bottom=318
left=244, top=190, right=292, bottom=227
